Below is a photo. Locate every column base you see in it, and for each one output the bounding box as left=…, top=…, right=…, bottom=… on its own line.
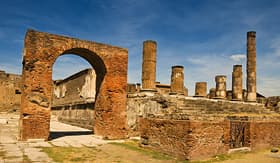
left=140, top=89, right=157, bottom=92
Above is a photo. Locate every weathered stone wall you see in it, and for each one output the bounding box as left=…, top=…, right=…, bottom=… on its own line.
left=0, top=70, right=22, bottom=112
left=51, top=68, right=96, bottom=129
left=139, top=117, right=229, bottom=160
left=139, top=115, right=280, bottom=160
left=52, top=69, right=96, bottom=106
left=52, top=103, right=94, bottom=130
left=250, top=121, right=280, bottom=149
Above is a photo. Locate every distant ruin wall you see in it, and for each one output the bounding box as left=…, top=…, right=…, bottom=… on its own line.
left=0, top=70, right=21, bottom=112
left=51, top=69, right=96, bottom=129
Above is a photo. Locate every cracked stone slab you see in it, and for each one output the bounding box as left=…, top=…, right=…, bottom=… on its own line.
left=50, top=141, right=70, bottom=147
left=24, top=147, right=53, bottom=162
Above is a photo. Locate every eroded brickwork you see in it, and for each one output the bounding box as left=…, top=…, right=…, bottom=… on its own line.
left=20, top=29, right=128, bottom=140
left=139, top=117, right=229, bottom=160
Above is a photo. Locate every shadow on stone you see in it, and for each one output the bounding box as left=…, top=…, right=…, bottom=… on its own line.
left=49, top=131, right=93, bottom=140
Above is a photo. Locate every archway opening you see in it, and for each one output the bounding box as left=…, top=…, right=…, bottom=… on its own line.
left=49, top=48, right=106, bottom=140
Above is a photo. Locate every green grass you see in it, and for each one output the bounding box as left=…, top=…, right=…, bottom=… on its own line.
left=109, top=141, right=173, bottom=160
left=23, top=154, right=32, bottom=163
left=41, top=146, right=98, bottom=163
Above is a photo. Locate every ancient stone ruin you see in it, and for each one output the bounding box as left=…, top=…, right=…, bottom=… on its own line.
left=232, top=65, right=243, bottom=101
left=0, top=70, right=21, bottom=112
left=52, top=69, right=96, bottom=129
left=141, top=40, right=157, bottom=91
left=19, top=29, right=128, bottom=140
left=0, top=30, right=280, bottom=161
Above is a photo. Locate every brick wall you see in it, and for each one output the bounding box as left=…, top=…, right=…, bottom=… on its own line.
left=139, top=116, right=280, bottom=160
left=139, top=117, right=229, bottom=160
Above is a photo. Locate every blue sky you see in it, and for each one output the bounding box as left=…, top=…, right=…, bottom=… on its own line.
left=0, top=0, right=280, bottom=96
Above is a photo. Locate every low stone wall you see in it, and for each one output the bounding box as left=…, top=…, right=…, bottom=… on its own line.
left=139, top=115, right=280, bottom=160
left=139, top=117, right=229, bottom=160
left=52, top=103, right=94, bottom=130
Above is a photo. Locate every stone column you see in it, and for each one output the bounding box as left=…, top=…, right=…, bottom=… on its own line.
left=215, top=75, right=227, bottom=99
left=170, top=65, right=185, bottom=95
left=136, top=83, right=141, bottom=93
left=141, top=40, right=157, bottom=90
left=246, top=31, right=257, bottom=102
left=232, top=65, right=243, bottom=101
left=209, top=88, right=216, bottom=99
left=194, top=82, right=207, bottom=97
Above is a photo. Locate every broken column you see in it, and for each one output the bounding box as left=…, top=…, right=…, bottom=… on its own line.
left=246, top=31, right=257, bottom=102
left=136, top=83, right=141, bottom=93
left=215, top=75, right=227, bottom=99
left=141, top=40, right=157, bottom=91
left=170, top=65, right=185, bottom=95
left=194, top=82, right=207, bottom=97
left=232, top=65, right=243, bottom=101
left=209, top=88, right=216, bottom=99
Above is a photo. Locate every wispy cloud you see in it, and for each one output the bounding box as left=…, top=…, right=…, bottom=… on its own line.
left=230, top=54, right=246, bottom=62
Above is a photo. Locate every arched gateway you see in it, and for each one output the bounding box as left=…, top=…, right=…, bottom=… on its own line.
left=19, top=30, right=128, bottom=140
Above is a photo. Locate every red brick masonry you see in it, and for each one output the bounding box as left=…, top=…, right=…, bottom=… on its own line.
left=19, top=29, right=128, bottom=140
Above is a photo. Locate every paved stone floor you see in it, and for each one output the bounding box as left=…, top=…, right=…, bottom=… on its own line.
left=0, top=112, right=123, bottom=163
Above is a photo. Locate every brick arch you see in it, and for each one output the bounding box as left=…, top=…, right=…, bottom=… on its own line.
left=19, top=29, right=128, bottom=140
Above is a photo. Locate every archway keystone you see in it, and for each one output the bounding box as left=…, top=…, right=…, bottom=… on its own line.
left=19, top=29, right=128, bottom=140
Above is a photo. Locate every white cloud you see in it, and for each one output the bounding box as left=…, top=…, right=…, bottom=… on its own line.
left=230, top=54, right=246, bottom=62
